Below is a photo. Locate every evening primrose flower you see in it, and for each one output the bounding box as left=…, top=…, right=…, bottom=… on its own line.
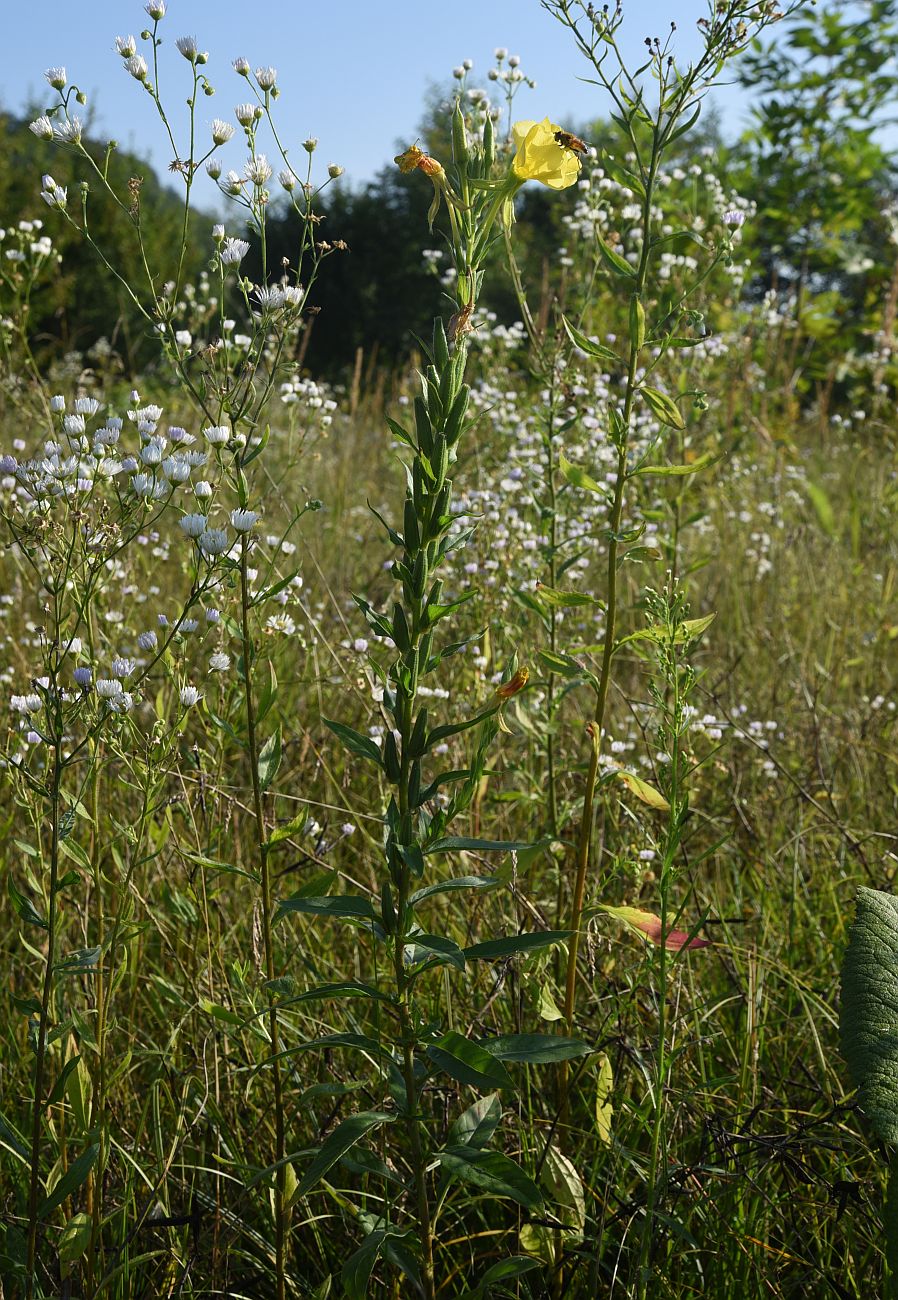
left=511, top=119, right=581, bottom=190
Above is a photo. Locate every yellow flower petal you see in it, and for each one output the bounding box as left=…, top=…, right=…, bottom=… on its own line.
left=511, top=117, right=581, bottom=190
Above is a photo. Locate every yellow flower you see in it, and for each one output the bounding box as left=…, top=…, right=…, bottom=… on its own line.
left=511, top=118, right=582, bottom=190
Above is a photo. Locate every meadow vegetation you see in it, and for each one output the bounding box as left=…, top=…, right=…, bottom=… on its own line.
left=1, top=1, right=898, bottom=1297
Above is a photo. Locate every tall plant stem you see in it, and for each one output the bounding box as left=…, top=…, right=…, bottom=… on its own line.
left=240, top=539, right=286, bottom=1300
left=26, top=732, right=63, bottom=1300
left=392, top=860, right=436, bottom=1300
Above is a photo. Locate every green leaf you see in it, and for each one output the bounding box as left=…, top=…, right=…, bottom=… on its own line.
left=287, top=981, right=392, bottom=1004
left=404, top=933, right=467, bottom=972
left=427, top=1031, right=515, bottom=1091
left=481, top=1034, right=592, bottom=1065
left=448, top=1094, right=502, bottom=1149
left=634, top=451, right=718, bottom=477
left=275, top=894, right=375, bottom=924
left=465, top=931, right=571, bottom=961
left=481, top=1256, right=542, bottom=1284
left=296, top=1111, right=396, bottom=1197
left=807, top=481, right=836, bottom=537
left=342, top=1228, right=388, bottom=1300
left=258, top=725, right=282, bottom=793
left=538, top=649, right=596, bottom=685
left=8, top=874, right=47, bottom=929
left=841, top=887, right=898, bottom=1143
left=558, top=453, right=608, bottom=497
left=596, top=231, right=637, bottom=279
left=39, top=1144, right=100, bottom=1219
left=561, top=316, right=621, bottom=364
left=58, top=1212, right=92, bottom=1279
left=640, top=385, right=685, bottom=430
left=322, top=717, right=383, bottom=768
left=438, top=1146, right=543, bottom=1210
left=410, top=876, right=498, bottom=904
left=534, top=583, right=603, bottom=610
left=428, top=837, right=534, bottom=854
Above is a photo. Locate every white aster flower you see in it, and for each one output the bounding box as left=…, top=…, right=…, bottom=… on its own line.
left=176, top=36, right=199, bottom=61
left=45, top=67, right=67, bottom=89
left=208, top=651, right=230, bottom=671
left=230, top=508, right=259, bottom=531
left=199, top=528, right=229, bottom=556
left=211, top=118, right=235, bottom=145
left=145, top=1, right=166, bottom=19
left=125, top=55, right=149, bottom=81
left=234, top=102, right=259, bottom=126
left=54, top=118, right=83, bottom=144
left=203, top=425, right=230, bottom=445
left=180, top=685, right=202, bottom=707
left=244, top=154, right=273, bottom=184
left=115, top=35, right=137, bottom=57
left=179, top=513, right=207, bottom=537
left=255, top=65, right=277, bottom=88
left=220, top=237, right=250, bottom=266
left=233, top=57, right=251, bottom=76
left=30, top=117, right=54, bottom=141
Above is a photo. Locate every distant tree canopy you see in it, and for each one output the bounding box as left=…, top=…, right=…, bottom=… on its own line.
left=5, top=0, right=898, bottom=388
left=0, top=112, right=210, bottom=372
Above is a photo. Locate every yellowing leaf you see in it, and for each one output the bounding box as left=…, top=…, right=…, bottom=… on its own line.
left=615, top=770, right=670, bottom=812
left=597, top=903, right=710, bottom=952
left=594, top=1052, right=613, bottom=1146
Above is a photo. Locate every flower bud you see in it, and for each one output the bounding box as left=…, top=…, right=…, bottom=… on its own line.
left=327, top=164, right=344, bottom=179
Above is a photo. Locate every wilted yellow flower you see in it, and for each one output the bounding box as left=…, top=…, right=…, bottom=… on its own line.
left=495, top=666, right=530, bottom=699
left=511, top=118, right=581, bottom=190
left=394, top=144, right=445, bottom=180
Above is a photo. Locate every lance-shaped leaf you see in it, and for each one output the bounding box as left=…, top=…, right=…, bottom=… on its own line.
left=296, top=1111, right=396, bottom=1198
left=640, top=384, right=685, bottom=429
left=615, top=770, right=670, bottom=812
left=438, top=1146, right=543, bottom=1209
left=427, top=1031, right=515, bottom=1091
left=596, top=903, right=709, bottom=952
left=841, top=887, right=898, bottom=1144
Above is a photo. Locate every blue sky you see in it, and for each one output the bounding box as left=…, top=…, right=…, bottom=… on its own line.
left=4, top=0, right=752, bottom=203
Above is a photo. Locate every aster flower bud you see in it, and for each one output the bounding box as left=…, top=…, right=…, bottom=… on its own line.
left=327, top=163, right=345, bottom=179
left=50, top=395, right=66, bottom=412
left=206, top=158, right=222, bottom=180
left=278, top=169, right=297, bottom=191
left=212, top=223, right=226, bottom=242
left=723, top=208, right=746, bottom=228
left=508, top=53, right=521, bottom=67
left=303, top=137, right=318, bottom=153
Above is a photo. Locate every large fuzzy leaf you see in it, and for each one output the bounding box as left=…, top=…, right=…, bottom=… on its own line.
left=841, top=887, right=898, bottom=1144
